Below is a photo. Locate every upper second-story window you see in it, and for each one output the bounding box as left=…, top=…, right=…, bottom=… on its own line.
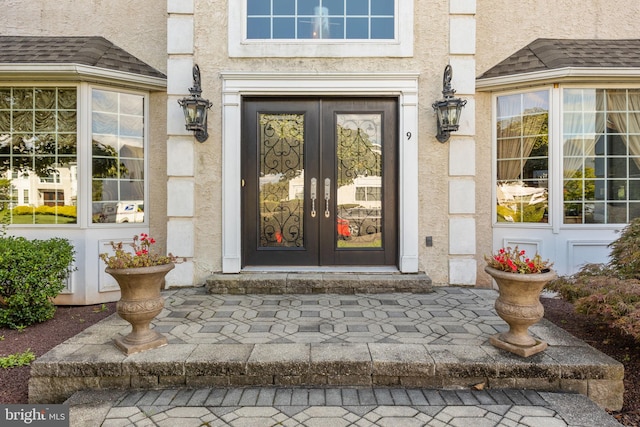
left=247, top=0, right=395, bottom=40
left=230, top=0, right=412, bottom=57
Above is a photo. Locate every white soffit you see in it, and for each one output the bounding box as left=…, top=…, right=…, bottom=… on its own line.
left=476, top=67, right=640, bottom=91
left=0, top=63, right=166, bottom=90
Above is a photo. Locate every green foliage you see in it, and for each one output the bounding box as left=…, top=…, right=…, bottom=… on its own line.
left=563, top=167, right=596, bottom=212
left=336, top=124, right=381, bottom=187
left=608, top=217, right=640, bottom=279
left=0, top=236, right=75, bottom=329
left=93, top=303, right=108, bottom=313
left=12, top=205, right=77, bottom=218
left=0, top=178, right=10, bottom=211
left=497, top=202, right=547, bottom=223
left=0, top=349, right=35, bottom=369
left=100, top=233, right=177, bottom=269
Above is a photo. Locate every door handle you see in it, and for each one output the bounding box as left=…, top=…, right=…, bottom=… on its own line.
left=324, top=178, right=331, bottom=218
left=310, top=177, right=317, bottom=218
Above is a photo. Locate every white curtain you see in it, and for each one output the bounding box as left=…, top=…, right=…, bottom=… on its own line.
left=563, top=90, right=604, bottom=178
left=605, top=91, right=640, bottom=169
left=497, top=93, right=548, bottom=181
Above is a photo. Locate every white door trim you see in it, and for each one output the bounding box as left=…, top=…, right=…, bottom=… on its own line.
left=220, top=72, right=420, bottom=273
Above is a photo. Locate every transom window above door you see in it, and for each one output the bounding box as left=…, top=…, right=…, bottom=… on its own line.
left=247, top=0, right=395, bottom=40
left=229, top=0, right=413, bottom=57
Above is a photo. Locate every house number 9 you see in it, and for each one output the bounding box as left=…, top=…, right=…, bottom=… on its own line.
left=406, top=132, right=412, bottom=140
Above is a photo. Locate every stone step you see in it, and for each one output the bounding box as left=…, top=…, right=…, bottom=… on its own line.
left=28, top=288, right=624, bottom=412
left=205, top=271, right=433, bottom=294
left=30, top=339, right=624, bottom=410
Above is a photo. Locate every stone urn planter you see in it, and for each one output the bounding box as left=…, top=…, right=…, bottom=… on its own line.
left=106, top=262, right=174, bottom=355
left=485, top=265, right=557, bottom=357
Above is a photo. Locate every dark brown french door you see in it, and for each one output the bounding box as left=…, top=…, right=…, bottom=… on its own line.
left=242, top=97, right=397, bottom=266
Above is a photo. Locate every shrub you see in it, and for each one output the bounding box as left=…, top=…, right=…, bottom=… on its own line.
left=12, top=206, right=34, bottom=215
left=608, top=217, right=640, bottom=279
left=547, top=273, right=640, bottom=340
left=546, top=218, right=640, bottom=341
left=12, top=205, right=77, bottom=218
left=0, top=236, right=75, bottom=329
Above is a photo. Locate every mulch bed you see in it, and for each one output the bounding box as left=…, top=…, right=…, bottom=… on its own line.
left=0, top=302, right=116, bottom=404
left=541, top=297, right=640, bottom=426
left=0, top=297, right=638, bottom=426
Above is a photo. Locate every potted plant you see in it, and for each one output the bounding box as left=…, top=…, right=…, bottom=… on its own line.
left=100, top=233, right=177, bottom=355
left=484, top=246, right=556, bottom=357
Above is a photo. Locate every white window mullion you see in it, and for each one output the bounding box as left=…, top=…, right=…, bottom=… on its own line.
left=551, top=86, right=562, bottom=234
left=78, top=82, right=91, bottom=229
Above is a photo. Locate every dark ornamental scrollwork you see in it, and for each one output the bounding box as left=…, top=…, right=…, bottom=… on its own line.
left=259, top=114, right=305, bottom=248
left=335, top=115, right=383, bottom=245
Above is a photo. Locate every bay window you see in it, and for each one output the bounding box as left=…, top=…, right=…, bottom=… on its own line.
left=0, top=87, right=77, bottom=224
left=0, top=85, right=147, bottom=226
left=92, top=89, right=145, bottom=224
left=563, top=89, right=640, bottom=224
left=495, top=90, right=549, bottom=223
left=495, top=86, right=640, bottom=226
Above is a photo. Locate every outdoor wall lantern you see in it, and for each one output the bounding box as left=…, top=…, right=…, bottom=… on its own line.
left=178, top=64, right=212, bottom=142
left=432, top=64, right=467, bottom=143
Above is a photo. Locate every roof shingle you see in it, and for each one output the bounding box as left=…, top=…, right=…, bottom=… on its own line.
left=0, top=36, right=165, bottom=79
left=478, top=38, right=640, bottom=80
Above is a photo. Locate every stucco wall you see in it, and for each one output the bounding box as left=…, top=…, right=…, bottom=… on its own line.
left=0, top=0, right=167, bottom=74
left=476, top=0, right=640, bottom=75
left=175, top=0, right=462, bottom=285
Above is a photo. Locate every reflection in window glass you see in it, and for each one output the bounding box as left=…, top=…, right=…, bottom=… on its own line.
left=0, top=87, right=78, bottom=224
left=247, top=0, right=395, bottom=40
left=336, top=114, right=383, bottom=248
left=563, top=88, right=640, bottom=224
left=92, top=89, right=145, bottom=224
left=495, top=90, right=549, bottom=223
left=258, top=113, right=304, bottom=248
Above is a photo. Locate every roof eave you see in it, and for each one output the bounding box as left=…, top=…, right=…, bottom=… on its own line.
left=476, top=67, right=640, bottom=91
left=0, top=63, right=166, bottom=90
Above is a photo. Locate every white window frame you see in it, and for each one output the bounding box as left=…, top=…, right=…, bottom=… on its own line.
left=0, top=84, right=80, bottom=227
left=493, top=83, right=640, bottom=230
left=0, top=82, right=150, bottom=228
left=229, top=0, right=414, bottom=58
left=88, top=85, right=149, bottom=228
left=492, top=87, right=554, bottom=229
left=559, top=84, right=640, bottom=227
